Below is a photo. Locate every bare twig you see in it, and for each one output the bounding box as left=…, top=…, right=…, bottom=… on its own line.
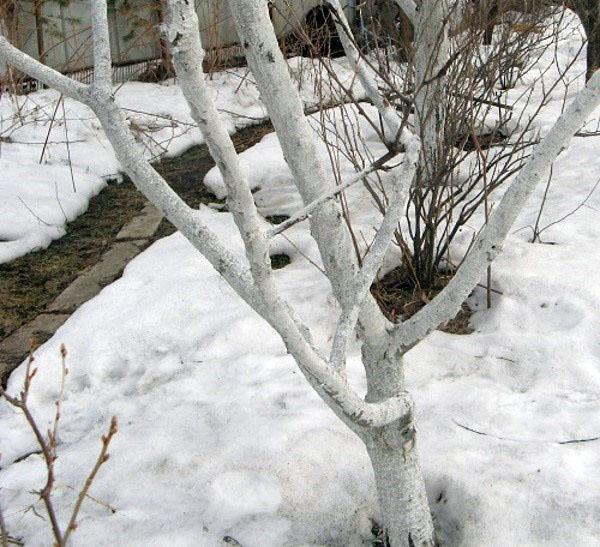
left=0, top=493, right=9, bottom=547
left=39, top=96, right=62, bottom=164
left=63, top=417, right=118, bottom=544
left=453, top=419, right=600, bottom=445
left=17, top=197, right=52, bottom=227
left=0, top=352, right=64, bottom=545
left=60, top=98, right=77, bottom=193
left=269, top=149, right=400, bottom=238
left=533, top=176, right=600, bottom=241
left=0, top=348, right=118, bottom=546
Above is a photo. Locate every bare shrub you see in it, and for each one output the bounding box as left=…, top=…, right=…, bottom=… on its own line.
left=0, top=345, right=117, bottom=547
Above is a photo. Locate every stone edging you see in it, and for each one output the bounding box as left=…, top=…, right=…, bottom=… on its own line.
left=0, top=203, right=164, bottom=384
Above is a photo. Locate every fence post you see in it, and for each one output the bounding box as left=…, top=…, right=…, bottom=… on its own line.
left=34, top=0, right=46, bottom=63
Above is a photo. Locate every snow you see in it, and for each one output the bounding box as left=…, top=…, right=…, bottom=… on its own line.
left=2, top=12, right=600, bottom=547
left=0, top=57, right=363, bottom=263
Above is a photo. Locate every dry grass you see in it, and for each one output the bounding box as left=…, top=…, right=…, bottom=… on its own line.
left=0, top=179, right=147, bottom=340
left=0, top=122, right=274, bottom=342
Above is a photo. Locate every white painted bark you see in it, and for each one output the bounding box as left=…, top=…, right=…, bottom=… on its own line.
left=2, top=1, right=600, bottom=545
left=158, top=0, right=414, bottom=434
left=366, top=425, right=435, bottom=546
left=0, top=0, right=409, bottom=432
left=213, top=3, right=429, bottom=542
left=227, top=0, right=392, bottom=353
left=361, top=347, right=436, bottom=546
left=394, top=0, right=420, bottom=25
left=269, top=149, right=400, bottom=238
left=390, top=69, right=600, bottom=354
left=414, top=0, right=451, bottom=167
left=328, top=0, right=404, bottom=139
left=329, top=136, right=420, bottom=369
left=0, top=35, right=88, bottom=101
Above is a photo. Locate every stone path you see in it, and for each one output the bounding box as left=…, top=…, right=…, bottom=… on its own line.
left=0, top=204, right=163, bottom=383
left=0, top=121, right=274, bottom=386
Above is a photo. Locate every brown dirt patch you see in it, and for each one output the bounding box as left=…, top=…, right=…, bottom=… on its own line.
left=371, top=266, right=474, bottom=335
left=151, top=122, right=274, bottom=240
left=0, top=121, right=274, bottom=343
left=0, top=180, right=147, bottom=340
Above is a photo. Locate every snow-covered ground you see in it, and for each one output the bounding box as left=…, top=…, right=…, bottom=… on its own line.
left=2, top=13, right=600, bottom=547
left=0, top=57, right=361, bottom=263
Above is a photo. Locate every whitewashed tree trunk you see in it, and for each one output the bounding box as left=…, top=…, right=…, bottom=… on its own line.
left=367, top=434, right=434, bottom=546
left=1, top=1, right=600, bottom=545
left=414, top=0, right=451, bottom=172
left=227, top=3, right=434, bottom=540
left=362, top=348, right=435, bottom=546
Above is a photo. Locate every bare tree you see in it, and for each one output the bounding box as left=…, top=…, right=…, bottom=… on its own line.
left=332, top=0, right=574, bottom=293
left=1, top=0, right=599, bottom=544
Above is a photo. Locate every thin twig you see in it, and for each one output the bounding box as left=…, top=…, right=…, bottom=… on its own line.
left=60, top=98, right=77, bottom=193
left=280, top=233, right=326, bottom=275
left=62, top=486, right=116, bottom=515
left=49, top=345, right=69, bottom=452
left=0, top=352, right=64, bottom=546
left=0, top=348, right=118, bottom=546
left=63, top=417, right=118, bottom=544
left=39, top=96, right=62, bottom=164
left=269, top=149, right=400, bottom=238
left=535, top=177, right=600, bottom=240
left=17, top=197, right=52, bottom=227
left=574, top=130, right=600, bottom=137
left=531, top=166, right=554, bottom=242
left=469, top=127, right=492, bottom=309
left=453, top=419, right=600, bottom=445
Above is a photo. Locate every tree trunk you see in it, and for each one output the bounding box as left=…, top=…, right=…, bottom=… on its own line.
left=583, top=2, right=600, bottom=80
left=564, top=1, right=600, bottom=80
left=156, top=0, right=174, bottom=77
left=34, top=0, right=45, bottom=64
left=414, top=0, right=449, bottom=164
left=409, top=0, right=451, bottom=291
left=366, top=428, right=434, bottom=546
left=361, top=347, right=435, bottom=546
left=483, top=1, right=499, bottom=45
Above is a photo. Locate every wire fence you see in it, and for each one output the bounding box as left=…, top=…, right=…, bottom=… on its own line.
left=0, top=0, right=355, bottom=93
left=0, top=0, right=277, bottom=93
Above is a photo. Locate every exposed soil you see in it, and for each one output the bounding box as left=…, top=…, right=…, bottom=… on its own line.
left=0, top=121, right=273, bottom=343
left=265, top=214, right=290, bottom=225
left=151, top=122, right=274, bottom=240
left=0, top=181, right=146, bottom=340
left=0, top=114, right=473, bottom=354
left=371, top=266, right=474, bottom=335
left=455, top=128, right=509, bottom=152
left=269, top=253, right=292, bottom=270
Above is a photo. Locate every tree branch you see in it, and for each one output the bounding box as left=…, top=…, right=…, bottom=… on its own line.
left=1, top=5, right=252, bottom=312
left=90, top=0, right=113, bottom=93
left=394, top=0, right=419, bottom=26
left=164, top=0, right=273, bottom=287
left=229, top=0, right=391, bottom=349
left=163, top=0, right=409, bottom=431
left=330, top=134, right=420, bottom=369
left=327, top=0, right=405, bottom=139
left=269, top=149, right=400, bottom=238
left=63, top=417, right=118, bottom=545
left=390, top=69, right=600, bottom=354
left=0, top=36, right=89, bottom=103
